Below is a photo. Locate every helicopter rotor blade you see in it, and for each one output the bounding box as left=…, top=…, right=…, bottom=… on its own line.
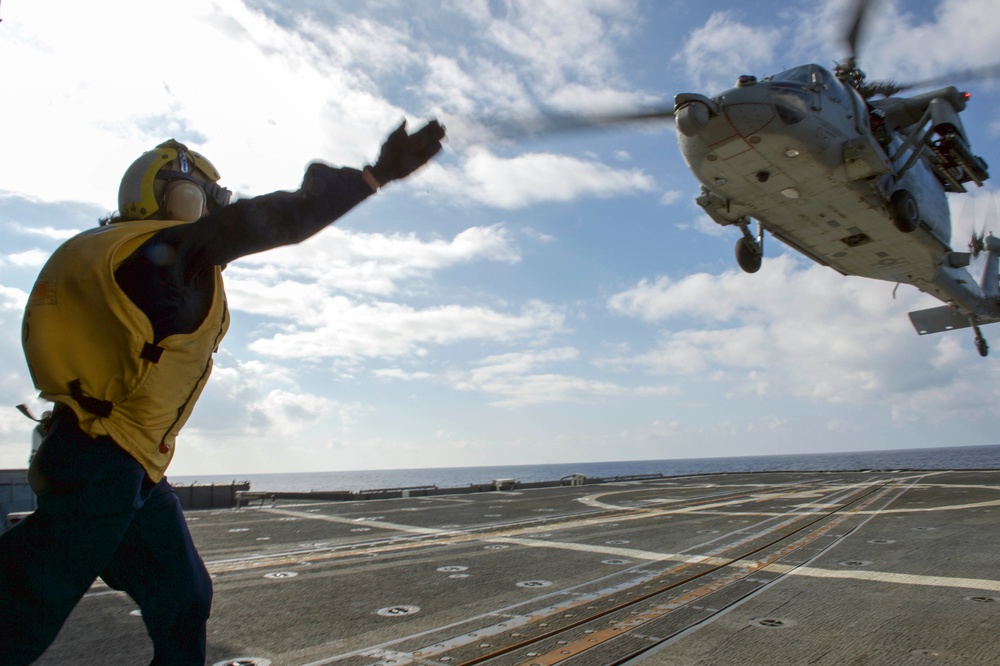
left=984, top=194, right=999, bottom=258
left=478, top=106, right=676, bottom=141
left=843, top=0, right=871, bottom=67
left=883, top=62, right=1000, bottom=94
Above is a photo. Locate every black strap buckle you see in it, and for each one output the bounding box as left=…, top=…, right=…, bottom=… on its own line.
left=69, top=379, right=114, bottom=419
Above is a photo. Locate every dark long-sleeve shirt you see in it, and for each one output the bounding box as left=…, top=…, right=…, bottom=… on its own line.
left=114, top=163, right=374, bottom=343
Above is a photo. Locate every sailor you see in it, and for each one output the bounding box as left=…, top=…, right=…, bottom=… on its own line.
left=0, top=120, right=445, bottom=665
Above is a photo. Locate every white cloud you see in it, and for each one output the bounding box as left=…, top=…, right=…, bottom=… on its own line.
left=542, top=84, right=661, bottom=115
left=423, top=147, right=656, bottom=209
left=457, top=0, right=639, bottom=91
left=374, top=346, right=677, bottom=407
left=606, top=255, right=960, bottom=404
left=673, top=11, right=783, bottom=90
left=425, top=54, right=536, bottom=119
left=658, top=190, right=683, bottom=206
left=783, top=0, right=1000, bottom=85
left=4, top=222, right=81, bottom=241
left=846, top=0, right=1000, bottom=83
left=227, top=224, right=522, bottom=297
left=301, top=16, right=421, bottom=78
left=469, top=347, right=581, bottom=384
left=1, top=250, right=49, bottom=269
left=0, top=0, right=411, bottom=207
left=1, top=0, right=661, bottom=217
left=247, top=298, right=565, bottom=360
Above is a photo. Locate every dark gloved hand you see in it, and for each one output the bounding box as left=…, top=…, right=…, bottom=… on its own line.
left=369, top=120, right=446, bottom=186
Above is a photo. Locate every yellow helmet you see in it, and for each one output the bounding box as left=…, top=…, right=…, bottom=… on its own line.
left=117, top=139, right=231, bottom=222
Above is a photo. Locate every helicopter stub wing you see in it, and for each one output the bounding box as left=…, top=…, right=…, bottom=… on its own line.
left=908, top=305, right=1000, bottom=335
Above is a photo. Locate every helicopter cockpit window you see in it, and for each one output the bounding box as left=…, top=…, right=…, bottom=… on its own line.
left=772, top=86, right=811, bottom=125
left=769, top=65, right=813, bottom=85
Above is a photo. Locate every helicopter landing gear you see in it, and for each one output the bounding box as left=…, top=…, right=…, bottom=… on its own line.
left=889, top=189, right=919, bottom=233
left=735, top=221, right=763, bottom=274
left=972, top=321, right=989, bottom=357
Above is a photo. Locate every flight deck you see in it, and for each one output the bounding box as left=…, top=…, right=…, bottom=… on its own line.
left=33, top=470, right=1000, bottom=665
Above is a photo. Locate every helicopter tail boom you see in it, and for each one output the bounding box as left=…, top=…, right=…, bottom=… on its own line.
left=908, top=235, right=1000, bottom=356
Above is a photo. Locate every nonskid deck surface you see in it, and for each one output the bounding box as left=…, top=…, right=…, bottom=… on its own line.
left=35, top=470, right=1000, bottom=665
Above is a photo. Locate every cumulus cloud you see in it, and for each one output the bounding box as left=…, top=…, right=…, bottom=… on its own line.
left=226, top=224, right=522, bottom=298
left=606, top=255, right=962, bottom=404
left=843, top=0, right=1000, bottom=83
left=779, top=0, right=1000, bottom=86
left=423, top=147, right=657, bottom=209
left=457, top=0, right=639, bottom=91
left=672, top=11, right=783, bottom=90
left=5, top=223, right=81, bottom=241
left=0, top=1, right=401, bottom=205
left=248, top=298, right=565, bottom=360
left=1, top=250, right=49, bottom=269
left=219, top=223, right=561, bottom=363
left=376, top=346, right=676, bottom=407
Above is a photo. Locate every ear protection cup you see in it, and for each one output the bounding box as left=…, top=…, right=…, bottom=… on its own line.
left=161, top=180, right=207, bottom=222
left=118, top=139, right=226, bottom=221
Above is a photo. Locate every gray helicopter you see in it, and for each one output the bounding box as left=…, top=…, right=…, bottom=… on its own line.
left=499, top=0, right=1000, bottom=357
left=673, top=0, right=998, bottom=357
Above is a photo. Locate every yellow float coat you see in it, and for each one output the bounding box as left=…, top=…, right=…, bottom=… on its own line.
left=22, top=219, right=229, bottom=481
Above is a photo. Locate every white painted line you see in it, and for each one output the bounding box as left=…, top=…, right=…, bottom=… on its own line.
left=264, top=508, right=446, bottom=535
left=486, top=536, right=721, bottom=564
left=781, top=565, right=1000, bottom=592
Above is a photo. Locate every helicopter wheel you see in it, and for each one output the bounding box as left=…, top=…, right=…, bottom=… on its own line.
left=889, top=189, right=919, bottom=233
left=735, top=236, right=762, bottom=274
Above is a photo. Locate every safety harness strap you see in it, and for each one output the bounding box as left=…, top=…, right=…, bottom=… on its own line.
left=69, top=379, right=113, bottom=418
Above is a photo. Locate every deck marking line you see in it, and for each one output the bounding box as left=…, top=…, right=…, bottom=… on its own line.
left=264, top=508, right=446, bottom=535
left=516, top=483, right=901, bottom=665
left=486, top=536, right=728, bottom=564
left=779, top=565, right=1000, bottom=591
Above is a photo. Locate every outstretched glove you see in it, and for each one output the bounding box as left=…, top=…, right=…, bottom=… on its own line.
left=369, top=120, right=446, bottom=186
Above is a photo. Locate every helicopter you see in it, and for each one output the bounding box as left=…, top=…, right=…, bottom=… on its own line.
left=672, top=0, right=999, bottom=357
left=493, top=0, right=1000, bottom=357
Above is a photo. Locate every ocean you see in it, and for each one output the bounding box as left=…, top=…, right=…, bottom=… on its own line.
left=169, top=443, right=1000, bottom=493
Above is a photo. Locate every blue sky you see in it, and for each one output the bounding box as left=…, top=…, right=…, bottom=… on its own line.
left=1, top=0, right=999, bottom=476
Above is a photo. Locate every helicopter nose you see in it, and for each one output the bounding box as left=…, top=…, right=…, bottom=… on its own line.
left=724, top=102, right=775, bottom=138
left=675, top=90, right=774, bottom=140
left=674, top=93, right=720, bottom=137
